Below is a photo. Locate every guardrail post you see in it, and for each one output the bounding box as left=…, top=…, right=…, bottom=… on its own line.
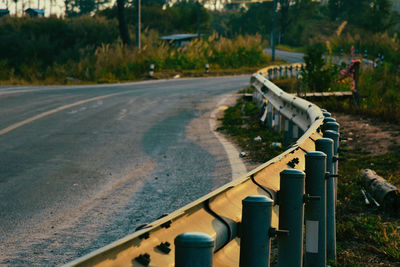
left=274, top=111, right=281, bottom=133
left=240, top=196, right=273, bottom=267
left=175, top=232, right=214, bottom=267
left=305, top=152, right=327, bottom=267
left=322, top=117, right=336, bottom=133
left=278, top=169, right=305, bottom=267
left=323, top=117, right=336, bottom=124
left=322, top=111, right=331, bottom=118
left=298, top=128, right=304, bottom=138
left=324, top=121, right=339, bottom=133
left=267, top=103, right=273, bottom=129
left=283, top=118, right=292, bottom=145
left=323, top=124, right=340, bottom=179
left=324, top=129, right=340, bottom=204
left=292, top=124, right=299, bottom=142
left=324, top=130, right=340, bottom=175
left=315, top=138, right=336, bottom=262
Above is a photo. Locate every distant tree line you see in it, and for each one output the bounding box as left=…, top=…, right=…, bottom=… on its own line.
left=91, top=0, right=399, bottom=46
left=0, top=0, right=399, bottom=83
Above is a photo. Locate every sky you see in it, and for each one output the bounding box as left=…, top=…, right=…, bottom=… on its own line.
left=1, top=0, right=68, bottom=16
left=0, top=0, right=226, bottom=17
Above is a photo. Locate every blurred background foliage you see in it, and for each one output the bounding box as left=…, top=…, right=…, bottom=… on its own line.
left=0, top=0, right=399, bottom=84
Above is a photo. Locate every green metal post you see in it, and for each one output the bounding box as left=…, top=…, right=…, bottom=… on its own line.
left=324, top=122, right=339, bottom=133
left=324, top=130, right=340, bottom=205
left=175, top=232, right=214, bottom=267
left=274, top=111, right=281, bottom=133
left=267, top=103, right=273, bottom=129
left=323, top=117, right=336, bottom=123
left=283, top=118, right=293, bottom=145
left=315, top=138, right=336, bottom=261
left=240, top=196, right=273, bottom=267
left=305, top=152, right=327, bottom=267
left=324, top=130, right=340, bottom=176
left=278, top=169, right=305, bottom=267
left=292, top=124, right=299, bottom=141
left=322, top=117, right=336, bottom=132
left=322, top=111, right=331, bottom=118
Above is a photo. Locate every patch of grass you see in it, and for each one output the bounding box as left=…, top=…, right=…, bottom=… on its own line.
left=218, top=88, right=400, bottom=265
left=218, top=94, right=284, bottom=163
left=0, top=29, right=271, bottom=84
left=334, top=142, right=400, bottom=265
left=237, top=87, right=254, bottom=94
left=273, top=77, right=299, bottom=94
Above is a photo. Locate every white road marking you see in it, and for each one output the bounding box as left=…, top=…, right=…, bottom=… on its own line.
left=209, top=96, right=248, bottom=180
left=117, top=109, right=128, bottom=121
left=0, top=92, right=127, bottom=136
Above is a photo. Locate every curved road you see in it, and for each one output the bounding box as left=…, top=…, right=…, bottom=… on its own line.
left=266, top=48, right=304, bottom=63
left=0, top=76, right=250, bottom=266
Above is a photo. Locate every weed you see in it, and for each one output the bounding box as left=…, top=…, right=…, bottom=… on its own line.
left=218, top=93, right=284, bottom=163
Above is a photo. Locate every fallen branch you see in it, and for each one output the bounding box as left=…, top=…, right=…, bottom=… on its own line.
left=361, top=169, right=400, bottom=213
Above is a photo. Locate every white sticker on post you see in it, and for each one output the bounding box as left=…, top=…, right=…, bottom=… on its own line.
left=306, top=220, right=319, bottom=253
left=293, top=125, right=299, bottom=138
left=284, top=120, right=289, bottom=131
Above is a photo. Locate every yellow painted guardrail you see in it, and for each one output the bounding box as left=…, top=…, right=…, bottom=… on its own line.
left=65, top=64, right=325, bottom=267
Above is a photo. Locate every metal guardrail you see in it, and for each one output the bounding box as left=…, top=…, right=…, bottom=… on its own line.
left=66, top=64, right=340, bottom=267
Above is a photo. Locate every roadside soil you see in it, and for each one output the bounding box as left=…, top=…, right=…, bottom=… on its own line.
left=332, top=112, right=400, bottom=266
left=335, top=113, right=400, bottom=158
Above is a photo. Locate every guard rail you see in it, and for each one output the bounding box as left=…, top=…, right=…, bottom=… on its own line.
left=66, top=63, right=340, bottom=267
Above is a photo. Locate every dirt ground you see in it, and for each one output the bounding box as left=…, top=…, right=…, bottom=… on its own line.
left=331, top=112, right=400, bottom=266
left=334, top=112, right=400, bottom=156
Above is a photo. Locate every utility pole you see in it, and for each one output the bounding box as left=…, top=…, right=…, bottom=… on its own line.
left=197, top=1, right=201, bottom=40
left=117, top=0, right=131, bottom=45
left=271, top=0, right=277, bottom=61
left=137, top=0, right=141, bottom=48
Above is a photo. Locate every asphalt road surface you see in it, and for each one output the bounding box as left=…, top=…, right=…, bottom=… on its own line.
left=266, top=48, right=305, bottom=63
left=0, top=76, right=251, bottom=266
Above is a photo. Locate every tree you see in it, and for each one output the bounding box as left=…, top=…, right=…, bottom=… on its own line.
left=226, top=2, right=273, bottom=38
left=302, top=43, right=337, bottom=92
left=362, top=0, right=393, bottom=32
left=327, top=0, right=395, bottom=32
left=278, top=0, right=292, bottom=43
left=117, top=0, right=131, bottom=45
left=65, top=0, right=110, bottom=16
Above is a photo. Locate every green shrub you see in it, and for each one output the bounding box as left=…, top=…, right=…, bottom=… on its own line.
left=301, top=43, right=339, bottom=92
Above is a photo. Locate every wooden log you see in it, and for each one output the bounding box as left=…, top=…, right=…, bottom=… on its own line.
left=361, top=169, right=400, bottom=212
